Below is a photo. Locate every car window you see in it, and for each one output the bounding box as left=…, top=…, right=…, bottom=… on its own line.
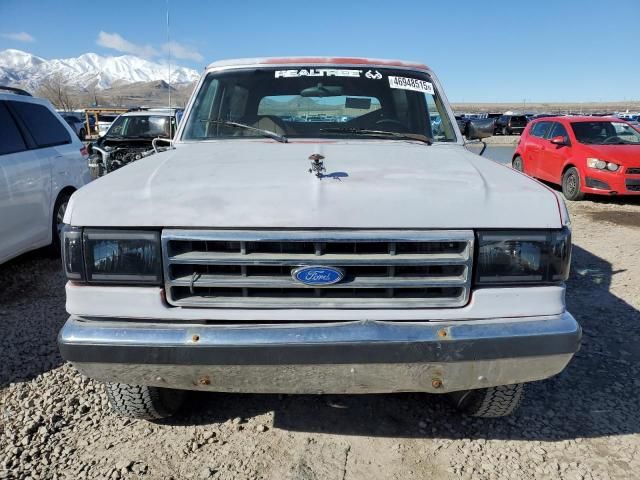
left=0, top=102, right=28, bottom=156
left=257, top=95, right=382, bottom=123
left=530, top=121, right=551, bottom=138
left=571, top=121, right=640, bottom=145
left=108, top=115, right=175, bottom=138
left=9, top=101, right=71, bottom=148
left=547, top=122, right=569, bottom=140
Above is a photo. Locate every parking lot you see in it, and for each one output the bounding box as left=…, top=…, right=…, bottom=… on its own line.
left=1, top=167, right=639, bottom=479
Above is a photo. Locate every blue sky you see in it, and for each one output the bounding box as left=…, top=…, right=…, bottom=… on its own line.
left=1, top=0, right=639, bottom=103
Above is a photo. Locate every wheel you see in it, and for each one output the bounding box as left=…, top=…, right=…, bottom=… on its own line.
left=502, top=126, right=508, bottom=136
left=79, top=128, right=86, bottom=140
left=450, top=383, right=525, bottom=418
left=562, top=167, right=585, bottom=201
left=512, top=155, right=524, bottom=172
left=51, top=192, right=72, bottom=255
left=105, top=383, right=185, bottom=420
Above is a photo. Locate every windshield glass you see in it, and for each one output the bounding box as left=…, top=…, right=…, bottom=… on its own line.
left=107, top=115, right=176, bottom=138
left=182, top=67, right=457, bottom=142
left=571, top=121, right=640, bottom=145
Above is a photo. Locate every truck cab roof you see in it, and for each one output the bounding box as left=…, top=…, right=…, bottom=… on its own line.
left=206, top=56, right=430, bottom=72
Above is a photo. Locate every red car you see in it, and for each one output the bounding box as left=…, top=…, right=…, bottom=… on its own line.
left=513, top=116, right=640, bottom=200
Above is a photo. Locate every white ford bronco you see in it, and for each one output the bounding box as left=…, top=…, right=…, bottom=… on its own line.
left=58, top=57, right=581, bottom=419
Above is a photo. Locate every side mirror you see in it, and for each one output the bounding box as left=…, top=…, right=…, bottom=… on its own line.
left=466, top=118, right=494, bottom=140
left=550, top=135, right=567, bottom=146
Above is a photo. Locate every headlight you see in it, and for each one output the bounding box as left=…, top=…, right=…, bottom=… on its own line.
left=61, top=227, right=162, bottom=285
left=586, top=158, right=607, bottom=169
left=587, top=158, right=619, bottom=171
left=476, top=228, right=571, bottom=285
left=62, top=226, right=84, bottom=280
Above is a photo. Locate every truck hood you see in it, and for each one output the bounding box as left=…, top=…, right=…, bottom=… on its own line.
left=66, top=141, right=562, bottom=229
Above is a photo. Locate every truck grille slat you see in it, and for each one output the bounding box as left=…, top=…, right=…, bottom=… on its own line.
left=168, top=251, right=469, bottom=266
left=170, top=273, right=468, bottom=289
left=162, top=230, right=474, bottom=309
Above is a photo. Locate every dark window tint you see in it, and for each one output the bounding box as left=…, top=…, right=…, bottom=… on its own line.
left=531, top=121, right=551, bottom=138
left=547, top=122, right=569, bottom=140
left=0, top=102, right=27, bottom=155
left=509, top=115, right=527, bottom=125
left=9, top=101, right=71, bottom=148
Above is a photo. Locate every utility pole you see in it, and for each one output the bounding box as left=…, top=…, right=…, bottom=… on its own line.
left=166, top=0, right=171, bottom=109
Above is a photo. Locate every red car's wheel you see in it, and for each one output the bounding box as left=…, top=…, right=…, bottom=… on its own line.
left=562, top=167, right=585, bottom=201
left=512, top=155, right=524, bottom=172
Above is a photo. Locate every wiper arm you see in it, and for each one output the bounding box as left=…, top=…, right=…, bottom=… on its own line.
left=320, top=127, right=433, bottom=145
left=200, top=119, right=288, bottom=143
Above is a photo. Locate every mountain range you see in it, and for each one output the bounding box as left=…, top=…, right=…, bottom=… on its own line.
left=0, top=49, right=201, bottom=91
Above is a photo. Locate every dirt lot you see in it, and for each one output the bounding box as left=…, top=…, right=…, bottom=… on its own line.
left=1, top=196, right=639, bottom=480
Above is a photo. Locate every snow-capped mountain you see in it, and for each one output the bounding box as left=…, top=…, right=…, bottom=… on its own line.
left=0, top=49, right=200, bottom=90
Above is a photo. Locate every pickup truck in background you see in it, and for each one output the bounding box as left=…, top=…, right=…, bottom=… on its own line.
left=58, top=57, right=581, bottom=420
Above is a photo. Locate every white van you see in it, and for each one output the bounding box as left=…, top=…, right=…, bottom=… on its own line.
left=0, top=87, right=91, bottom=264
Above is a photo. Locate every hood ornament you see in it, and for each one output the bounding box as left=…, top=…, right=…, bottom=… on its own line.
left=308, top=153, right=326, bottom=178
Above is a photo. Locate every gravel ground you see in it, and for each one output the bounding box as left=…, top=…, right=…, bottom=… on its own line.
left=1, top=196, right=640, bottom=480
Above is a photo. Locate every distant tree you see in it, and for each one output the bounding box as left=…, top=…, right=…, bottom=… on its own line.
left=36, top=73, right=77, bottom=111
left=85, top=82, right=100, bottom=107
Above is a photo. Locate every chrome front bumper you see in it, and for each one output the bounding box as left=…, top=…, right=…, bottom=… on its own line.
left=58, top=313, right=581, bottom=394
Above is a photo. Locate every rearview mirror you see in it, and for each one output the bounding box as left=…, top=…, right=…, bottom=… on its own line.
left=550, top=135, right=567, bottom=146
left=466, top=118, right=494, bottom=140
left=300, top=83, right=344, bottom=97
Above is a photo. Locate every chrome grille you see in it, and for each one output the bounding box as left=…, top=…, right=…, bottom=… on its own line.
left=162, top=230, right=474, bottom=309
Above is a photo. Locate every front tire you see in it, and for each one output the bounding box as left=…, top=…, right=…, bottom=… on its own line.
left=562, top=167, right=585, bottom=201
left=450, top=383, right=525, bottom=418
left=105, top=383, right=185, bottom=420
left=512, top=155, right=524, bottom=172
left=51, top=192, right=71, bottom=255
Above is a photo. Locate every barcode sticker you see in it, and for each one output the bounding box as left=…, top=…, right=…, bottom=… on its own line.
left=388, top=76, right=434, bottom=94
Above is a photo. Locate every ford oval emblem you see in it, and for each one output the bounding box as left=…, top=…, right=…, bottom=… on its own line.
left=292, top=266, right=345, bottom=286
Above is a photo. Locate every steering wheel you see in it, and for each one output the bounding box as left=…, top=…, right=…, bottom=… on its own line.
left=602, top=135, right=623, bottom=144
left=375, top=118, right=406, bottom=131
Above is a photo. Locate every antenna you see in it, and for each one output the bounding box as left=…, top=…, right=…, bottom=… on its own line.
left=166, top=0, right=171, bottom=109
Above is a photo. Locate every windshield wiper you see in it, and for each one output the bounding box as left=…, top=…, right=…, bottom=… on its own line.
left=320, top=128, right=433, bottom=145
left=200, top=119, right=288, bottom=143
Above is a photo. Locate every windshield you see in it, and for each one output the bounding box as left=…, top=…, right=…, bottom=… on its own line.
left=182, top=67, right=457, bottom=142
left=571, top=121, right=640, bottom=145
left=107, top=115, right=176, bottom=138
